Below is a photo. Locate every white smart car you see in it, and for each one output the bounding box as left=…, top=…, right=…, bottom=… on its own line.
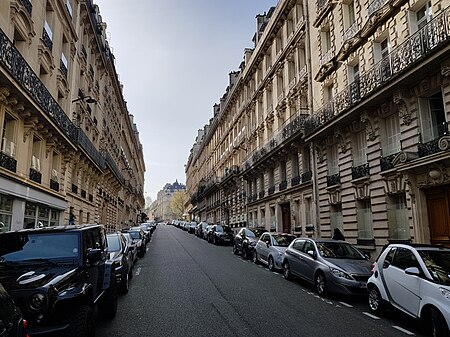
left=367, top=243, right=450, bottom=337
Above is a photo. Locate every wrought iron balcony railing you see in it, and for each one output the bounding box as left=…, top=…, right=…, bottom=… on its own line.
left=327, top=173, right=340, bottom=187
left=268, top=186, right=275, bottom=195
left=29, top=168, right=41, bottom=184
left=259, top=191, right=265, bottom=199
left=20, top=0, right=32, bottom=15
left=380, top=153, right=398, bottom=171
left=77, top=128, right=105, bottom=169
left=307, top=8, right=450, bottom=135
left=60, top=59, right=68, bottom=78
left=343, top=22, right=360, bottom=41
left=291, top=176, right=301, bottom=186
left=352, top=163, right=370, bottom=180
left=279, top=180, right=288, bottom=191
left=302, top=171, right=312, bottom=182
left=0, top=153, right=17, bottom=172
left=50, top=179, right=59, bottom=192
left=367, top=0, right=389, bottom=17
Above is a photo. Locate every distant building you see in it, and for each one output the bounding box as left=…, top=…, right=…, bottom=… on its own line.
left=152, top=180, right=186, bottom=221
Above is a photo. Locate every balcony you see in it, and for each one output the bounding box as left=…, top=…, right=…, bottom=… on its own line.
left=0, top=152, right=17, bottom=172
left=380, top=153, right=398, bottom=172
left=352, top=163, right=370, bottom=180
left=302, top=171, right=312, bottom=183
left=291, top=176, right=301, bottom=186
left=320, top=49, right=333, bottom=67
left=103, top=150, right=124, bottom=184
left=268, top=186, right=275, bottom=195
left=343, top=22, right=360, bottom=42
left=19, top=0, right=32, bottom=15
left=42, top=28, right=53, bottom=51
left=327, top=173, right=340, bottom=187
left=367, top=0, right=389, bottom=17
left=29, top=168, right=41, bottom=184
left=306, top=8, right=450, bottom=136
left=418, top=122, right=449, bottom=157
left=259, top=191, right=265, bottom=199
left=0, top=28, right=78, bottom=143
left=71, top=184, right=78, bottom=194
left=50, top=179, right=59, bottom=192
left=279, top=180, right=288, bottom=191
left=77, top=128, right=105, bottom=170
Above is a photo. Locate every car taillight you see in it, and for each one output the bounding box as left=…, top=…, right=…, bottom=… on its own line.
left=23, top=319, right=30, bottom=337
left=371, top=263, right=376, bottom=274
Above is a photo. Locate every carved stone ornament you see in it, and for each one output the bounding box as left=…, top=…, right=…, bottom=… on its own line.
left=354, top=182, right=370, bottom=200
left=425, top=164, right=450, bottom=186
left=393, top=89, right=411, bottom=126
left=438, top=136, right=450, bottom=151
left=384, top=174, right=406, bottom=195
left=441, top=61, right=450, bottom=77
left=0, top=86, right=10, bottom=103
left=334, top=130, right=347, bottom=154
left=360, top=112, right=376, bottom=141
left=391, top=151, right=419, bottom=166
left=314, top=145, right=325, bottom=163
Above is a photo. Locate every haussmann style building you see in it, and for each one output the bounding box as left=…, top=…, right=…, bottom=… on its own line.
left=0, top=0, right=145, bottom=233
left=186, top=0, right=450, bottom=257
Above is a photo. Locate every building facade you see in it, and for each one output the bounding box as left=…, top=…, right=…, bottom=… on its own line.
left=151, top=180, right=186, bottom=222
left=186, top=0, right=450, bottom=257
left=0, top=0, right=145, bottom=233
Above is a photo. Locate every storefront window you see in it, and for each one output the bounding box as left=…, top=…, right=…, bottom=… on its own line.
left=0, top=194, right=13, bottom=232
left=24, top=202, right=60, bottom=228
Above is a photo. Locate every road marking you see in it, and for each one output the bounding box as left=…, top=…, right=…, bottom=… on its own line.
left=392, top=326, right=415, bottom=335
left=272, top=272, right=278, bottom=275
left=339, top=301, right=353, bottom=308
left=135, top=267, right=141, bottom=276
left=363, top=312, right=380, bottom=320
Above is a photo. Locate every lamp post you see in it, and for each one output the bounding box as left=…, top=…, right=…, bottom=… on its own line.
left=71, top=95, right=97, bottom=104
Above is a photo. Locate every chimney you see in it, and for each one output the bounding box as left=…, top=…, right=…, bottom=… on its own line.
left=244, top=48, right=253, bottom=66
left=229, top=71, right=240, bottom=88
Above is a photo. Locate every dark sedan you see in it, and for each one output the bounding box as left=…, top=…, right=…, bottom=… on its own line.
left=107, top=232, right=133, bottom=294
left=233, top=227, right=266, bottom=260
left=208, top=225, right=234, bottom=245
left=283, top=238, right=372, bottom=296
left=123, top=227, right=146, bottom=258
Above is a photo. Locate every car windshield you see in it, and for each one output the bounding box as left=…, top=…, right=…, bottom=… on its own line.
left=272, top=235, right=295, bottom=247
left=418, top=250, right=450, bottom=285
left=317, top=242, right=366, bottom=259
left=215, top=225, right=224, bottom=232
left=0, top=233, right=80, bottom=261
left=107, top=235, right=121, bottom=252
left=201, top=223, right=209, bottom=229
left=128, top=231, right=140, bottom=239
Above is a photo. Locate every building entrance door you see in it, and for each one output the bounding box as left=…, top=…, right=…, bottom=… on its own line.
left=281, top=203, right=291, bottom=234
left=426, top=187, right=450, bottom=246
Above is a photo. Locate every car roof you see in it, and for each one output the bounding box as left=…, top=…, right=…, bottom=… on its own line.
left=385, top=243, right=450, bottom=250
left=1, top=224, right=104, bottom=234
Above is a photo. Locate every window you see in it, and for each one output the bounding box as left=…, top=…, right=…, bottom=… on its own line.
left=292, top=239, right=305, bottom=251
left=270, top=206, right=276, bottom=231
left=66, top=0, right=73, bottom=17
left=302, top=147, right=311, bottom=172
left=387, top=194, right=409, bottom=240
left=302, top=240, right=315, bottom=254
left=259, top=173, right=265, bottom=193
left=291, top=152, right=299, bottom=177
left=31, top=136, right=42, bottom=172
left=353, top=130, right=367, bottom=166
left=383, top=114, right=400, bottom=155
left=280, top=161, right=287, bottom=182
left=391, top=247, right=420, bottom=270
left=0, top=194, right=13, bottom=233
left=1, top=113, right=16, bottom=158
left=349, top=63, right=360, bottom=83
left=344, top=1, right=356, bottom=29
left=330, top=204, right=343, bottom=233
left=324, top=85, right=333, bottom=102
left=419, top=91, right=446, bottom=143
left=305, top=197, right=312, bottom=226
left=357, top=199, right=373, bottom=240
left=269, top=168, right=275, bottom=188
left=416, top=2, right=432, bottom=30
left=321, top=28, right=331, bottom=53
left=24, top=202, right=60, bottom=229
left=260, top=208, right=266, bottom=227
left=328, top=145, right=339, bottom=175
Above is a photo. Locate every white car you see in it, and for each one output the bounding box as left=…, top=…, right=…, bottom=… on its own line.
left=367, top=243, right=450, bottom=337
left=253, top=232, right=295, bottom=271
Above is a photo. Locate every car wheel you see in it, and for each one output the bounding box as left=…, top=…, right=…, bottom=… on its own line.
left=268, top=256, right=275, bottom=271
left=253, top=251, right=259, bottom=264
left=119, top=271, right=129, bottom=295
left=368, top=286, right=384, bottom=315
left=67, top=305, right=94, bottom=337
left=315, top=272, right=328, bottom=296
left=430, top=308, right=447, bottom=337
left=283, top=261, right=292, bottom=280
left=98, top=274, right=118, bottom=319
left=233, top=245, right=239, bottom=255
left=242, top=248, right=249, bottom=260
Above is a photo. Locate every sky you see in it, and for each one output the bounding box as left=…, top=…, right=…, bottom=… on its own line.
left=94, top=0, right=277, bottom=202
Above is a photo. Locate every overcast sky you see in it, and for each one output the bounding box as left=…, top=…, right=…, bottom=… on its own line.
left=94, top=0, right=277, bottom=201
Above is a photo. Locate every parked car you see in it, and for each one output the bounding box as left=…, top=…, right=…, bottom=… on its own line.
left=233, top=227, right=266, bottom=259
left=0, top=224, right=117, bottom=337
left=122, top=232, right=138, bottom=264
left=282, top=238, right=372, bottom=296
left=203, top=225, right=213, bottom=240
left=123, top=227, right=146, bottom=258
left=195, top=222, right=207, bottom=238
left=0, top=282, right=28, bottom=337
left=253, top=232, right=296, bottom=271
left=139, top=224, right=152, bottom=243
left=107, top=232, right=134, bottom=294
left=208, top=225, right=234, bottom=245
left=367, top=243, right=450, bottom=337
left=188, top=221, right=197, bottom=234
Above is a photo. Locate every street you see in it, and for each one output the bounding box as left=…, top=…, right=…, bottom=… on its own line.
left=96, top=225, right=428, bottom=337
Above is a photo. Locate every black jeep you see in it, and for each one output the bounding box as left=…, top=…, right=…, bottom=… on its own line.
left=0, top=224, right=118, bottom=337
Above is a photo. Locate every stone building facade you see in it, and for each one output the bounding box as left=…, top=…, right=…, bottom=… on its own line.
left=151, top=180, right=186, bottom=222
left=0, top=0, right=145, bottom=233
left=186, top=0, right=450, bottom=257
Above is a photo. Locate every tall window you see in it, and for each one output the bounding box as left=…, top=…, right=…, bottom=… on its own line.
left=328, top=145, right=339, bottom=175
left=324, top=85, right=333, bottom=103
left=344, top=1, right=356, bottom=29
left=305, top=197, right=312, bottom=226
left=269, top=168, right=275, bottom=188
left=270, top=206, right=276, bottom=231
left=357, top=199, right=373, bottom=240
left=419, top=91, right=446, bottom=143
left=387, top=194, right=409, bottom=241
left=291, top=152, right=299, bottom=177
left=353, top=130, right=367, bottom=166
left=260, top=208, right=266, bottom=227
left=321, top=28, right=331, bottom=53
left=280, top=161, right=287, bottom=182
left=383, top=114, right=401, bottom=156
left=416, top=2, right=433, bottom=30
left=31, top=136, right=42, bottom=172
left=349, top=63, right=360, bottom=83
left=0, top=194, right=13, bottom=233
left=1, top=113, right=16, bottom=158
left=330, top=204, right=343, bottom=233
left=302, top=147, right=310, bottom=172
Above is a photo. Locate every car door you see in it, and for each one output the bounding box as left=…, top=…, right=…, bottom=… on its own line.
left=258, top=234, right=270, bottom=262
left=382, top=247, right=421, bottom=316
left=235, top=229, right=244, bottom=251
left=297, top=239, right=317, bottom=283
left=286, top=239, right=305, bottom=276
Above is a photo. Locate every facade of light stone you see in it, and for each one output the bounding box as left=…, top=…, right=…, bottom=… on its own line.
left=187, top=0, right=450, bottom=257
left=0, top=0, right=145, bottom=233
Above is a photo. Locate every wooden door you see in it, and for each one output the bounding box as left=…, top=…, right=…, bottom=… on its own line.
left=281, top=203, right=291, bottom=234
left=426, top=189, right=450, bottom=245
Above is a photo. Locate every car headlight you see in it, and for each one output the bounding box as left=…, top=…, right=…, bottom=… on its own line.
left=440, top=288, right=450, bottom=300
left=329, top=267, right=352, bottom=280
left=29, top=292, right=47, bottom=311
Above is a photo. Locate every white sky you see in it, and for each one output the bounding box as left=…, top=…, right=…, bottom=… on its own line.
left=94, top=0, right=277, bottom=201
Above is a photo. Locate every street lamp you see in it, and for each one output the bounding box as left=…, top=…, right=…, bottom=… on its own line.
left=72, top=95, right=97, bottom=104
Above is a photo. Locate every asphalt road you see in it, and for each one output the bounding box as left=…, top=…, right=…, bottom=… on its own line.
left=96, top=225, right=428, bottom=337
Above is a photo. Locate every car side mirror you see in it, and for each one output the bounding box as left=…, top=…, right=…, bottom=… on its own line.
left=307, top=250, right=315, bottom=258
left=405, top=267, right=420, bottom=276
left=88, top=248, right=102, bottom=263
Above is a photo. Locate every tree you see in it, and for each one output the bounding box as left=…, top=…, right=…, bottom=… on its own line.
left=170, top=191, right=188, bottom=219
